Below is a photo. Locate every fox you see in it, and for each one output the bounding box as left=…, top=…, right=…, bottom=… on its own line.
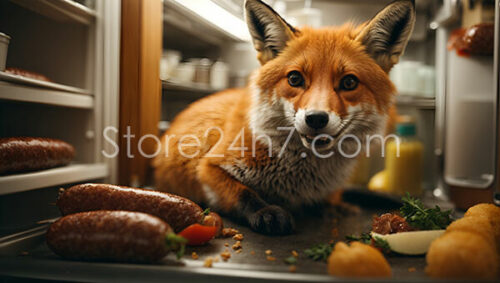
left=153, top=0, right=415, bottom=235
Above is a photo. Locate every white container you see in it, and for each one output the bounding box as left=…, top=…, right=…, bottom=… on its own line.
left=160, top=50, right=181, bottom=81
left=0, top=32, right=11, bottom=71
left=172, top=62, right=195, bottom=83
left=210, top=61, right=229, bottom=90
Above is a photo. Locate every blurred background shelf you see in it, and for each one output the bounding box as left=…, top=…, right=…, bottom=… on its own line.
left=162, top=79, right=221, bottom=94
left=0, top=71, right=91, bottom=94
left=0, top=163, right=108, bottom=196
left=396, top=95, right=436, bottom=110
left=10, top=0, right=96, bottom=25
left=0, top=82, right=94, bottom=109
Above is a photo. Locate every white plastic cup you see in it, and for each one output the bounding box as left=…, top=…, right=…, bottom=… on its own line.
left=0, top=32, right=10, bottom=72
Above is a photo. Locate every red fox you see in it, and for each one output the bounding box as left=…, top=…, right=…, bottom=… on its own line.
left=154, top=0, right=415, bottom=234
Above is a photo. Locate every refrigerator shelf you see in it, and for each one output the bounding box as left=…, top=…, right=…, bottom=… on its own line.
left=162, top=79, right=221, bottom=94
left=0, top=163, right=108, bottom=196
left=10, top=0, right=96, bottom=25
left=0, top=81, right=93, bottom=109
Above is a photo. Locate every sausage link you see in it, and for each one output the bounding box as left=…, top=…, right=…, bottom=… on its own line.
left=46, top=211, right=172, bottom=262
left=57, top=183, right=204, bottom=232
left=203, top=212, right=224, bottom=237
left=0, top=137, right=75, bottom=174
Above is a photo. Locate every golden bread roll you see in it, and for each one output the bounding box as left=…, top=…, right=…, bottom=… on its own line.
left=464, top=204, right=500, bottom=249
left=426, top=231, right=498, bottom=279
left=446, top=216, right=496, bottom=248
left=328, top=241, right=391, bottom=278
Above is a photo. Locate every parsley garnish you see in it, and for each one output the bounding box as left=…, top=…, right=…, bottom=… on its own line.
left=284, top=256, right=297, bottom=265
left=202, top=208, right=211, bottom=216
left=346, top=233, right=372, bottom=244
left=372, top=236, right=391, bottom=253
left=400, top=193, right=452, bottom=230
left=304, top=242, right=334, bottom=262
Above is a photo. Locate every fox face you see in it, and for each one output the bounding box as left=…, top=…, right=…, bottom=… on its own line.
left=246, top=0, right=415, bottom=152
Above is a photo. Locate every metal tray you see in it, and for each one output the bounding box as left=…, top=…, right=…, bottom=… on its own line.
left=0, top=191, right=477, bottom=282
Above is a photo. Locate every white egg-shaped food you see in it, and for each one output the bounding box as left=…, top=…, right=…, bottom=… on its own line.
left=371, top=230, right=445, bottom=255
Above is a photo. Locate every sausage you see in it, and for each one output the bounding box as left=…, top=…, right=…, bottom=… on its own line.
left=57, top=183, right=205, bottom=232
left=0, top=137, right=74, bottom=174
left=46, top=211, right=173, bottom=262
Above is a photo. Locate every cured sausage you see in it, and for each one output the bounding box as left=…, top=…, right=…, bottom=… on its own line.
left=46, top=211, right=177, bottom=262
left=0, top=137, right=74, bottom=174
left=57, top=183, right=205, bottom=232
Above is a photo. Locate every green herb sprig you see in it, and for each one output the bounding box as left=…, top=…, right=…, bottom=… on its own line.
left=304, top=242, right=334, bottom=262
left=400, top=193, right=452, bottom=230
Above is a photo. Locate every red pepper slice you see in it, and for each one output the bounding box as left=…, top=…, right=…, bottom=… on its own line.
left=178, top=224, right=217, bottom=246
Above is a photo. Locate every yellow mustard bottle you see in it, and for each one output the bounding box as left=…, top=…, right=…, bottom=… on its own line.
left=385, top=120, right=423, bottom=196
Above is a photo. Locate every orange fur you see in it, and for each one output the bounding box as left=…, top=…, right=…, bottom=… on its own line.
left=153, top=0, right=415, bottom=234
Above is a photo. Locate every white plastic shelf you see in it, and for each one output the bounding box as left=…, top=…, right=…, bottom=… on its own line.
left=0, top=163, right=109, bottom=196
left=11, top=0, right=96, bottom=25
left=0, top=82, right=94, bottom=109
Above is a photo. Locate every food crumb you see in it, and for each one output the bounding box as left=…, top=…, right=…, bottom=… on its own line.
left=220, top=250, right=231, bottom=261
left=222, top=228, right=239, bottom=237
left=233, top=233, right=244, bottom=241
left=265, top=249, right=272, bottom=255
left=408, top=267, right=416, bottom=272
left=191, top=252, right=199, bottom=260
left=235, top=249, right=242, bottom=254
left=203, top=257, right=213, bottom=268
left=289, top=265, right=297, bottom=273
left=232, top=241, right=242, bottom=250
left=213, top=256, right=220, bottom=262
left=291, top=250, right=298, bottom=258
left=266, top=256, right=276, bottom=261
left=224, top=242, right=229, bottom=247
left=250, top=250, right=255, bottom=255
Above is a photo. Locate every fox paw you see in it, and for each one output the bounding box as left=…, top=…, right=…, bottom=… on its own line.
left=248, top=205, right=295, bottom=235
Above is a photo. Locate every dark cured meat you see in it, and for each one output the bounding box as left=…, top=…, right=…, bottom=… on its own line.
left=57, top=183, right=205, bottom=232
left=0, top=137, right=75, bottom=174
left=372, top=213, right=414, bottom=235
left=46, top=211, right=172, bottom=262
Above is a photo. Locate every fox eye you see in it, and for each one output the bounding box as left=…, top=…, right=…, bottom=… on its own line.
left=287, top=71, right=304, bottom=87
left=340, top=75, right=359, bottom=91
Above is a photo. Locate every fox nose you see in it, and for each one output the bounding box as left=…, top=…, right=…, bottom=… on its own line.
left=305, top=111, right=329, bottom=130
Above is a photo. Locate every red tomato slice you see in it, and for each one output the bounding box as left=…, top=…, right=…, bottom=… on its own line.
left=178, top=224, right=217, bottom=246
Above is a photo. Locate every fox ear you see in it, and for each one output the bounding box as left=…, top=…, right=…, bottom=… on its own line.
left=245, top=0, right=298, bottom=64
left=356, top=0, right=416, bottom=72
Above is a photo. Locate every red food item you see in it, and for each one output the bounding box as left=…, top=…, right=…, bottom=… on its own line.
left=372, top=213, right=414, bottom=235
left=178, top=224, right=217, bottom=246
left=448, top=23, right=494, bottom=56
left=202, top=211, right=224, bottom=237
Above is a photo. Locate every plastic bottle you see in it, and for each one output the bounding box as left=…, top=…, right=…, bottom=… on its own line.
left=385, top=119, right=423, bottom=196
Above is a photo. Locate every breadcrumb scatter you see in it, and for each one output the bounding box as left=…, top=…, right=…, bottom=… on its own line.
left=233, top=233, right=244, bottom=241
left=265, top=250, right=272, bottom=255
left=291, top=250, right=299, bottom=257
left=222, top=228, right=239, bottom=237
left=235, top=249, right=242, bottom=254
left=213, top=256, right=220, bottom=262
left=220, top=250, right=231, bottom=261
left=204, top=257, right=213, bottom=268
left=232, top=241, right=242, bottom=250
left=266, top=256, right=276, bottom=261
left=191, top=252, right=199, bottom=260
left=224, top=242, right=229, bottom=247
left=289, top=265, right=297, bottom=273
